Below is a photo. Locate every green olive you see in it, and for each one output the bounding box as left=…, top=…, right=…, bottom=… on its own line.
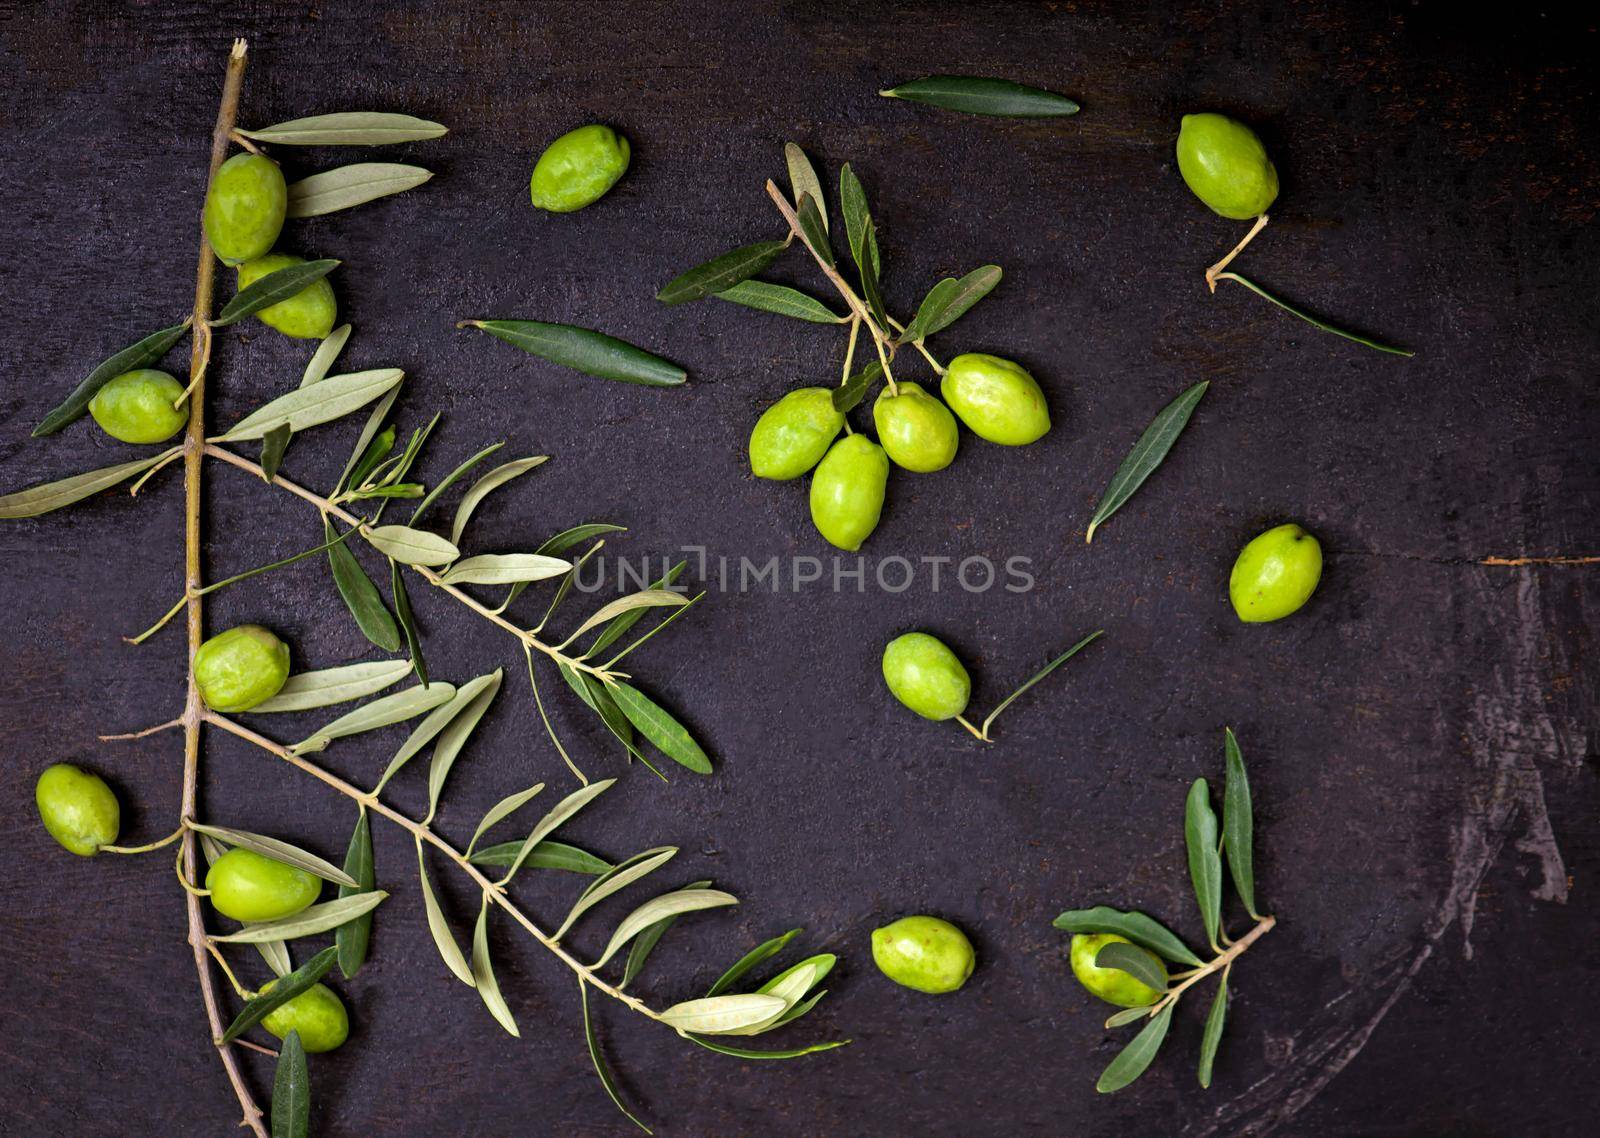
left=1229, top=523, right=1322, bottom=622
left=881, top=632, right=970, bottom=721
left=809, top=434, right=889, bottom=551
left=1069, top=933, right=1167, bottom=1007
left=205, top=847, right=321, bottom=923
left=940, top=353, right=1051, bottom=446
left=35, top=763, right=120, bottom=856
left=529, top=124, right=631, bottom=213
left=749, top=387, right=845, bottom=480
left=260, top=981, right=350, bottom=1053
left=871, top=915, right=975, bottom=994
left=203, top=152, right=287, bottom=265
left=873, top=381, right=959, bottom=472
left=236, top=254, right=337, bottom=340
left=194, top=624, right=290, bottom=712
left=1176, top=113, right=1279, bottom=220
left=88, top=369, right=189, bottom=444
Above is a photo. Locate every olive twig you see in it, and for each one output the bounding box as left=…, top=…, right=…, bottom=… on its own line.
left=174, top=845, right=212, bottom=897
left=953, top=715, right=989, bottom=743
left=99, top=718, right=183, bottom=741
left=1203, top=213, right=1269, bottom=293
left=102, top=824, right=187, bottom=855
left=226, top=130, right=263, bottom=156
left=1150, top=913, right=1275, bottom=1014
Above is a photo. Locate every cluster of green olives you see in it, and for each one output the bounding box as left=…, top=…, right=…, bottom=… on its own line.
left=752, top=353, right=1051, bottom=550
left=529, top=123, right=631, bottom=213
left=871, top=915, right=976, bottom=994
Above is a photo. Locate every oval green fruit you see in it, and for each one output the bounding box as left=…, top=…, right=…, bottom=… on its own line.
left=203, top=152, right=287, bottom=265
left=1176, top=112, right=1279, bottom=220
left=1230, top=522, right=1322, bottom=622
left=881, top=632, right=971, bottom=721
left=260, top=981, right=350, bottom=1053
left=749, top=387, right=845, bottom=480
left=88, top=369, right=189, bottom=444
left=873, top=381, right=959, bottom=472
left=35, top=763, right=120, bottom=856
left=940, top=353, right=1051, bottom=445
left=808, top=434, right=889, bottom=551
left=1069, top=933, right=1167, bottom=1008
left=871, top=915, right=975, bottom=994
left=236, top=253, right=337, bottom=340
left=529, top=124, right=631, bottom=213
left=205, top=847, right=321, bottom=923
left=194, top=624, right=290, bottom=712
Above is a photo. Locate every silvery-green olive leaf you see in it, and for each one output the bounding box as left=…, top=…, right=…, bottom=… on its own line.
left=335, top=808, right=375, bottom=979
left=713, top=280, right=844, bottom=323
left=471, top=900, right=519, bottom=1036
left=1050, top=906, right=1203, bottom=967
left=438, top=553, right=571, bottom=586
left=238, top=111, right=448, bottom=146
left=594, top=886, right=736, bottom=968
left=1223, top=727, right=1259, bottom=918
left=659, top=994, right=788, bottom=1035
left=830, top=360, right=883, bottom=414
left=364, top=524, right=458, bottom=566
left=1094, top=941, right=1170, bottom=992
left=684, top=1035, right=851, bottom=1061
left=1213, top=272, right=1415, bottom=357
left=880, top=75, right=1080, bottom=118
left=793, top=192, right=833, bottom=268
left=32, top=321, right=190, bottom=437
left=621, top=879, right=712, bottom=987
left=188, top=822, right=358, bottom=887
left=599, top=593, right=703, bottom=668
left=587, top=559, right=686, bottom=653
left=607, top=682, right=712, bottom=774
left=461, top=320, right=687, bottom=387
left=1197, top=972, right=1229, bottom=1087
left=390, top=560, right=428, bottom=685
left=221, top=945, right=338, bottom=1045
left=469, top=838, right=610, bottom=875
left=213, top=260, right=339, bottom=327
left=425, top=668, right=502, bottom=821
left=263, top=325, right=350, bottom=477
left=290, top=681, right=456, bottom=754
left=899, top=265, right=1003, bottom=344
left=537, top=522, right=627, bottom=557
left=656, top=240, right=789, bottom=306
left=771, top=987, right=831, bottom=1029
left=560, top=589, right=687, bottom=647
left=1104, top=1006, right=1155, bottom=1029
left=706, top=928, right=803, bottom=998
left=1085, top=381, right=1208, bottom=543
left=408, top=442, right=504, bottom=526
left=465, top=782, right=545, bottom=857
left=373, top=675, right=484, bottom=793
left=286, top=162, right=433, bottom=217
left=450, top=456, right=549, bottom=546
left=1186, top=778, right=1224, bottom=951
left=270, top=1029, right=309, bottom=1138
left=416, top=840, right=474, bottom=986
left=335, top=386, right=400, bottom=495
left=523, top=649, right=590, bottom=784
left=212, top=891, right=389, bottom=943
left=325, top=518, right=402, bottom=652
left=0, top=448, right=181, bottom=519
left=580, top=981, right=650, bottom=1134
left=250, top=659, right=410, bottom=713
left=500, top=778, right=617, bottom=883
left=784, top=142, right=827, bottom=230
left=554, top=847, right=678, bottom=940
left=1096, top=1003, right=1173, bottom=1094
left=218, top=369, right=403, bottom=441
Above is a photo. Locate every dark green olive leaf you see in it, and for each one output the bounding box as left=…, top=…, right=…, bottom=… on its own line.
left=344, top=426, right=397, bottom=494
left=270, top=1029, right=310, bottom=1138
left=1186, top=778, right=1224, bottom=950
left=794, top=192, right=834, bottom=268
left=881, top=75, right=1080, bottom=118
left=538, top=523, right=628, bottom=558
left=335, top=390, right=400, bottom=495
left=1096, top=1003, right=1172, bottom=1093
left=1085, top=381, right=1208, bottom=543
left=212, top=892, right=389, bottom=943
left=251, top=660, right=411, bottom=713
left=238, top=111, right=448, bottom=146
left=213, top=260, right=340, bottom=327
left=686, top=1034, right=852, bottom=1060
left=554, top=846, right=677, bottom=940
left=580, top=980, right=652, bottom=1133
left=409, top=441, right=504, bottom=526
left=287, top=162, right=433, bottom=217
left=0, top=449, right=181, bottom=519
left=838, top=164, right=881, bottom=280
left=607, top=682, right=712, bottom=774
left=260, top=425, right=292, bottom=482
left=830, top=360, right=883, bottom=414
left=1050, top=906, right=1203, bottom=967
left=783, top=142, right=827, bottom=230
left=561, top=663, right=642, bottom=760
left=563, top=589, right=687, bottom=646
left=220, top=945, right=339, bottom=1044
left=416, top=840, right=475, bottom=986
left=771, top=985, right=831, bottom=1029
left=373, top=414, right=440, bottom=495
left=657, top=240, right=788, bottom=305
left=857, top=221, right=890, bottom=332
left=325, top=518, right=401, bottom=651
left=336, top=808, right=376, bottom=979
left=706, top=928, right=802, bottom=997
left=462, top=320, right=686, bottom=387
left=899, top=265, right=1003, bottom=344
left=621, top=879, right=712, bottom=987
left=1094, top=941, right=1169, bottom=993
left=219, top=369, right=404, bottom=441
left=1223, top=727, right=1259, bottom=918
left=1198, top=972, right=1229, bottom=1088
left=450, top=456, right=550, bottom=546
left=471, top=901, right=520, bottom=1036
left=596, top=885, right=736, bottom=968
left=469, top=838, right=611, bottom=875
left=713, top=280, right=845, bottom=323
left=978, top=629, right=1103, bottom=739
left=390, top=560, right=428, bottom=686
left=599, top=592, right=702, bottom=667
left=587, top=559, right=687, bottom=653
left=32, top=321, right=190, bottom=437
left=1214, top=272, right=1415, bottom=357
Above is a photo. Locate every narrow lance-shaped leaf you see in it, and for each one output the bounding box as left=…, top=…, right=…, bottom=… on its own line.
left=187, top=823, right=358, bottom=887
left=372, top=674, right=490, bottom=794
left=1051, top=906, right=1203, bottom=967
left=450, top=455, right=549, bottom=546
left=580, top=981, right=652, bottom=1134
left=600, top=592, right=702, bottom=668
left=1094, top=941, right=1170, bottom=993
left=260, top=427, right=292, bottom=482
left=409, top=441, right=505, bottom=527
left=502, top=778, right=617, bottom=883
left=838, top=163, right=881, bottom=279
left=1223, top=727, right=1260, bottom=918
left=425, top=668, right=502, bottom=821
left=784, top=142, right=827, bottom=230
left=466, top=782, right=545, bottom=857
left=656, top=240, right=788, bottom=305
left=0, top=449, right=180, bottom=520
left=218, top=368, right=404, bottom=441
left=336, top=808, right=376, bottom=980
left=979, top=630, right=1104, bottom=739
left=1198, top=971, right=1229, bottom=1088
left=416, top=841, right=475, bottom=986
left=335, top=384, right=401, bottom=494
left=270, top=1030, right=310, bottom=1138
left=365, top=524, right=459, bottom=567
left=620, top=879, right=713, bottom=986
left=856, top=218, right=890, bottom=332
left=238, top=111, right=448, bottom=146
left=32, top=321, right=190, bottom=437
left=659, top=994, right=788, bottom=1035
left=1085, top=381, right=1209, bottom=543
left=562, top=589, right=687, bottom=646
left=471, top=901, right=520, bottom=1036
left=713, top=280, right=844, bottom=324
left=793, top=191, right=833, bottom=268
left=390, top=560, right=428, bottom=686
left=325, top=518, right=402, bottom=652
left=881, top=75, right=1080, bottom=118
left=707, top=929, right=802, bottom=997
left=554, top=846, right=677, bottom=939
left=607, top=682, right=713, bottom=774
left=264, top=323, right=352, bottom=478
left=220, top=945, right=339, bottom=1044
left=439, top=553, right=571, bottom=586
left=213, top=260, right=339, bottom=327
left=290, top=681, right=456, bottom=754
left=899, top=265, right=1003, bottom=343
left=831, top=360, right=882, bottom=414
left=587, top=560, right=687, bottom=654
left=212, top=892, right=388, bottom=943
left=287, top=162, right=433, bottom=217
left=462, top=320, right=687, bottom=387
left=1213, top=272, right=1415, bottom=357
left=1186, top=778, right=1224, bottom=951
left=685, top=1036, right=852, bottom=1061
left=1105, top=1006, right=1155, bottom=1029
left=595, top=886, right=736, bottom=968
left=1096, top=1003, right=1173, bottom=1093
left=469, top=839, right=610, bottom=876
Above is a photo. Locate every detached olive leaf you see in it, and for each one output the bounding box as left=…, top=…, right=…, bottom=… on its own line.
left=416, top=841, right=475, bottom=987
left=270, top=1030, right=310, bottom=1138
left=580, top=981, right=651, bottom=1135
left=706, top=929, right=802, bottom=997
left=365, top=524, right=459, bottom=567
left=1085, top=380, right=1208, bottom=543
left=1198, top=972, right=1229, bottom=1088
left=325, top=518, right=402, bottom=652
left=659, top=994, right=788, bottom=1035
left=976, top=630, right=1104, bottom=740
left=713, top=280, right=844, bottom=324
left=607, top=682, right=713, bottom=774
left=501, top=778, right=617, bottom=883
left=1050, top=906, right=1202, bottom=967
left=238, top=110, right=448, bottom=146
left=212, top=892, right=389, bottom=943
left=1212, top=272, right=1415, bottom=357
left=1094, top=941, right=1170, bottom=992
left=221, top=945, right=339, bottom=1044
left=1223, top=727, right=1260, bottom=918
left=899, top=265, right=1003, bottom=344
left=425, top=668, right=503, bottom=821
left=336, top=808, right=376, bottom=979
left=290, top=681, right=457, bottom=754
left=793, top=192, right=833, bottom=268
left=593, top=886, right=737, bottom=968
left=554, top=846, right=678, bottom=940
left=1096, top=1003, right=1173, bottom=1094
left=471, top=901, right=520, bottom=1036
left=218, top=368, right=404, bottom=441
left=656, top=240, right=788, bottom=305
left=32, top=321, right=190, bottom=437
left=0, top=449, right=181, bottom=519
left=880, top=75, right=1080, bottom=118
left=450, top=455, right=549, bottom=546
left=188, top=822, right=358, bottom=888
left=465, top=782, right=545, bottom=857
left=1185, top=778, right=1224, bottom=951
left=784, top=142, right=827, bottom=230
left=469, top=839, right=610, bottom=876
left=287, top=163, right=434, bottom=217
left=830, top=360, right=883, bottom=414
left=439, top=553, right=571, bottom=586
left=213, top=260, right=339, bottom=326
left=461, top=320, right=687, bottom=387
left=620, top=879, right=713, bottom=986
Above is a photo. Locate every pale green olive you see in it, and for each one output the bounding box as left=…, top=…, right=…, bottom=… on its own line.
left=203, top=152, right=287, bottom=265
left=940, top=353, right=1050, bottom=445
left=35, top=763, right=119, bottom=856
left=529, top=124, right=631, bottom=212
left=1229, top=523, right=1322, bottom=622
left=873, top=381, right=959, bottom=472
left=194, top=624, right=290, bottom=712
left=236, top=253, right=337, bottom=340
left=260, top=981, right=350, bottom=1053
left=88, top=369, right=189, bottom=444
left=881, top=632, right=970, bottom=721
left=808, top=434, right=889, bottom=551
left=871, top=915, right=975, bottom=994
left=1069, top=933, right=1167, bottom=1007
left=1176, top=112, right=1279, bottom=220
left=749, top=387, right=845, bottom=480
left=205, top=847, right=321, bottom=923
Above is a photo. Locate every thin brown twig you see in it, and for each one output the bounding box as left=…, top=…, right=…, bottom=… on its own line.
left=1480, top=555, right=1599, bottom=567
left=99, top=718, right=183, bottom=741
left=1204, top=213, right=1269, bottom=293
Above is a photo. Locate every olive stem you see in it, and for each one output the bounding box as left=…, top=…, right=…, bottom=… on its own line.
left=203, top=938, right=252, bottom=999
left=953, top=715, right=990, bottom=742
left=1204, top=213, right=1269, bottom=293
left=910, top=339, right=946, bottom=377
left=102, top=824, right=187, bottom=855
left=231, top=1038, right=279, bottom=1059
left=1153, top=914, right=1275, bottom=1014
left=99, top=718, right=183, bottom=741
left=227, top=130, right=263, bottom=156
left=129, top=447, right=186, bottom=496
left=174, top=845, right=211, bottom=897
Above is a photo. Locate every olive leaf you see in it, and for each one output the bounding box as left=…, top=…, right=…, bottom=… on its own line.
left=561, top=589, right=688, bottom=647
left=1104, top=1006, right=1155, bottom=1029
left=220, top=945, right=338, bottom=1045
left=286, top=162, right=433, bottom=217
left=580, top=981, right=651, bottom=1134
left=706, top=929, right=802, bottom=997
left=554, top=846, right=678, bottom=940
left=1050, top=906, right=1203, bottom=967
left=593, top=886, right=736, bottom=968
left=1223, top=727, right=1259, bottom=918
left=290, top=681, right=457, bottom=754
left=607, top=682, right=713, bottom=774
left=335, top=384, right=401, bottom=494
left=438, top=553, right=571, bottom=586
left=325, top=518, right=402, bottom=652
left=364, top=524, right=459, bottom=567
left=1085, top=381, right=1208, bottom=543
left=880, top=75, right=1080, bottom=118
left=684, top=1036, right=851, bottom=1061
left=461, top=320, right=687, bottom=387
left=213, top=260, right=339, bottom=327
left=416, top=841, right=475, bottom=987
left=471, top=900, right=520, bottom=1036
left=1096, top=1003, right=1173, bottom=1093
left=656, top=240, right=788, bottom=305
left=1213, top=272, right=1415, bottom=357
left=838, top=164, right=881, bottom=280
left=659, top=994, right=788, bottom=1035
left=425, top=668, right=502, bottom=821
left=187, top=822, right=358, bottom=888
left=469, top=839, right=610, bottom=876
left=0, top=449, right=181, bottom=519
left=1198, top=972, right=1229, bottom=1088
left=898, top=265, right=1003, bottom=344
left=1094, top=942, right=1170, bottom=993
left=783, top=142, right=827, bottom=230
left=260, top=427, right=292, bottom=482
left=238, top=110, right=448, bottom=146
left=32, top=321, right=191, bottom=437
left=373, top=675, right=490, bottom=793
left=977, top=629, right=1104, bottom=739
left=713, top=280, right=844, bottom=324
left=620, top=879, right=713, bottom=987
left=1186, top=778, right=1224, bottom=951
left=251, top=659, right=411, bottom=713
left=587, top=560, right=687, bottom=654
left=830, top=360, right=883, bottom=414
left=450, top=456, right=549, bottom=546
left=537, top=522, right=628, bottom=559
left=269, top=321, right=354, bottom=481
left=598, top=593, right=702, bottom=668
left=390, top=561, right=427, bottom=686
left=406, top=442, right=506, bottom=529
left=500, top=778, right=617, bottom=883
left=722, top=963, right=816, bottom=1037
left=218, top=368, right=404, bottom=441
left=212, top=891, right=389, bottom=943
left=370, top=413, right=439, bottom=496
left=561, top=663, right=640, bottom=759
left=336, top=808, right=376, bottom=979
left=270, top=1030, right=309, bottom=1138
left=465, top=782, right=545, bottom=857
left=793, top=192, right=833, bottom=269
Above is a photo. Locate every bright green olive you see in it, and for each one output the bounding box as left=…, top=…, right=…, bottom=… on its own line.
left=1069, top=933, right=1167, bottom=1007
left=881, top=632, right=970, bottom=721
left=529, top=124, right=631, bottom=212
left=873, top=381, right=959, bottom=472
left=871, top=915, right=975, bottom=994
left=88, top=369, right=189, bottom=444
left=749, top=387, right=845, bottom=480
left=203, top=152, right=287, bottom=265
left=809, top=434, right=889, bottom=551
left=194, top=624, right=290, bottom=712
left=1176, top=112, right=1279, bottom=220
left=205, top=847, right=321, bottom=923
left=260, top=981, right=350, bottom=1053
left=35, top=764, right=120, bottom=856
left=236, top=254, right=337, bottom=340
left=940, top=353, right=1051, bottom=446
left=1230, top=523, right=1322, bottom=622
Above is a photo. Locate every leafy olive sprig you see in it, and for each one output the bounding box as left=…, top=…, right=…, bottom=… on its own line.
left=1053, top=728, right=1275, bottom=1093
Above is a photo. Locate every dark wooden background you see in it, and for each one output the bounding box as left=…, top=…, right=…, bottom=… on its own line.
left=1, top=2, right=1595, bottom=1135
